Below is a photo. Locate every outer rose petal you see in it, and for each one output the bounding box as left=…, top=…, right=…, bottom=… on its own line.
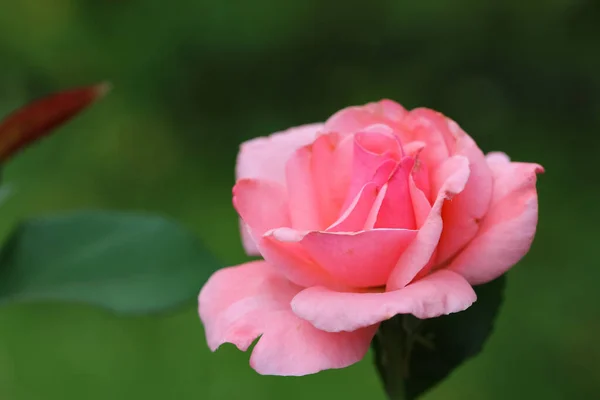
left=269, top=228, right=417, bottom=288
left=235, top=123, right=322, bottom=254
left=405, top=109, right=493, bottom=264
left=233, top=179, right=290, bottom=254
left=448, top=155, right=544, bottom=284
left=260, top=229, right=339, bottom=288
left=436, top=119, right=493, bottom=264
left=240, top=221, right=260, bottom=255
left=292, top=269, right=476, bottom=333
left=198, top=261, right=376, bottom=375
left=324, top=99, right=407, bottom=135
left=236, top=123, right=324, bottom=185
left=386, top=156, right=471, bottom=290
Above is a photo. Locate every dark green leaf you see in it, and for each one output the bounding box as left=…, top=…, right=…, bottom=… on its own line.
left=373, top=275, right=506, bottom=399
left=0, top=210, right=221, bottom=314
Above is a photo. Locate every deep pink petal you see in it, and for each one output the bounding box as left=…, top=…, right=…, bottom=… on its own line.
left=236, top=123, right=323, bottom=185
left=199, top=261, right=376, bottom=376
left=328, top=159, right=397, bottom=232
left=409, top=175, right=431, bottom=229
left=374, top=157, right=416, bottom=230
left=295, top=229, right=417, bottom=288
left=233, top=179, right=290, bottom=254
left=292, top=269, right=476, bottom=333
left=386, top=156, right=471, bottom=290
left=286, top=146, right=321, bottom=230
left=410, top=147, right=432, bottom=202
left=343, top=129, right=400, bottom=210
left=436, top=120, right=493, bottom=264
left=448, top=156, right=544, bottom=284
left=399, top=108, right=451, bottom=171
left=311, top=133, right=353, bottom=227
left=327, top=182, right=379, bottom=232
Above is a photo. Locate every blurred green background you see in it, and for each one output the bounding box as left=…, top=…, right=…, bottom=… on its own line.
left=0, top=0, right=598, bottom=399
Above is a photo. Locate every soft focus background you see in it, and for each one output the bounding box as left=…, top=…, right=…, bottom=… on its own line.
left=0, top=1, right=598, bottom=399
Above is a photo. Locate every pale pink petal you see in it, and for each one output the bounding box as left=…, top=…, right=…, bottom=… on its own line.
left=374, top=157, right=416, bottom=230
left=286, top=146, right=321, bottom=230
left=239, top=221, right=260, bottom=255
left=357, top=124, right=403, bottom=156
left=259, top=229, right=337, bottom=288
left=386, top=156, right=471, bottom=290
left=199, top=261, right=376, bottom=376
left=374, top=99, right=408, bottom=121
left=403, top=141, right=426, bottom=158
left=236, top=123, right=323, bottom=185
left=448, top=159, right=544, bottom=284
left=292, top=269, right=476, bottom=333
left=280, top=228, right=418, bottom=288
left=233, top=179, right=290, bottom=254
left=485, top=151, right=511, bottom=171
left=324, top=99, right=407, bottom=135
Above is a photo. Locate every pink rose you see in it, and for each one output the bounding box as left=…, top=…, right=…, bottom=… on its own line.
left=198, top=100, right=543, bottom=376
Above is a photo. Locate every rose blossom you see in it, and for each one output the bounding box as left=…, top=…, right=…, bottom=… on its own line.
left=198, top=100, right=543, bottom=376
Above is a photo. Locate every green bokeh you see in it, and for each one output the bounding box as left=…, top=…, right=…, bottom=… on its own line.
left=0, top=0, right=598, bottom=399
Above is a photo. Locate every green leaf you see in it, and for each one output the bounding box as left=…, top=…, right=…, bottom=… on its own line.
left=372, top=275, right=506, bottom=400
left=0, top=210, right=221, bottom=314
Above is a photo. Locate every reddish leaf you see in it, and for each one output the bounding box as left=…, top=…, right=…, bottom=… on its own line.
left=0, top=82, right=111, bottom=162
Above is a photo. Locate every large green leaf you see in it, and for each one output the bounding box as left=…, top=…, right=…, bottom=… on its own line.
left=373, top=275, right=506, bottom=399
left=0, top=210, right=221, bottom=314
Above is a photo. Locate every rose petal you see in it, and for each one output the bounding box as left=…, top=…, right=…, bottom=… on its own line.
left=386, top=156, right=471, bottom=290
left=409, top=174, right=431, bottom=228
left=342, top=129, right=401, bottom=211
left=328, top=158, right=397, bottom=232
left=240, top=221, right=260, bottom=255
left=410, top=147, right=431, bottom=202
left=236, top=123, right=323, bottom=185
left=327, top=182, right=379, bottom=232
left=292, top=269, right=476, bottom=333
left=271, top=228, right=417, bottom=288
left=403, top=109, right=493, bottom=265
left=399, top=108, right=451, bottom=171
left=233, top=179, right=290, bottom=254
left=286, top=146, right=321, bottom=230
left=324, top=99, right=407, bottom=135
left=199, top=261, right=376, bottom=376
left=311, top=133, right=353, bottom=227
left=374, top=157, right=416, bottom=230
left=436, top=119, right=493, bottom=264
left=448, top=157, right=544, bottom=284
left=260, top=229, right=338, bottom=288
